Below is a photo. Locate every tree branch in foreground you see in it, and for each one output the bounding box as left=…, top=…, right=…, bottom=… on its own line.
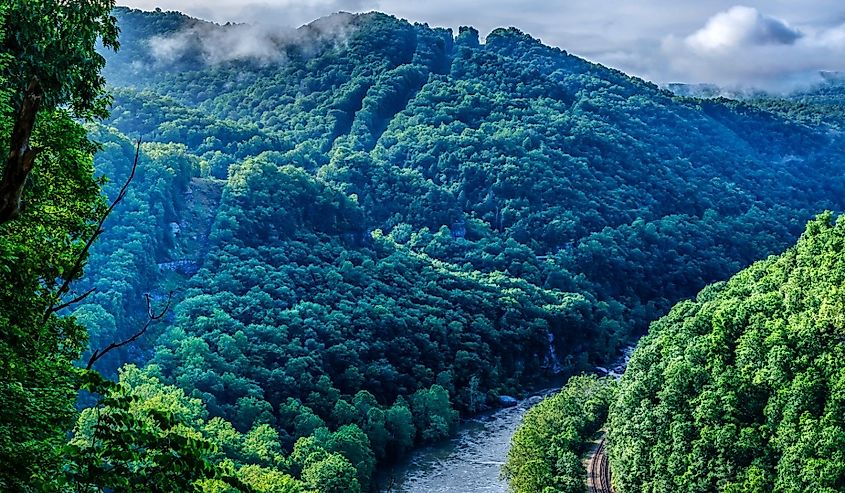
left=0, top=78, right=44, bottom=224
left=86, top=291, right=173, bottom=371
left=45, top=138, right=142, bottom=322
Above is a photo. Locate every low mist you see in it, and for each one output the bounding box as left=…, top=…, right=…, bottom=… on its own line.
left=148, top=12, right=360, bottom=66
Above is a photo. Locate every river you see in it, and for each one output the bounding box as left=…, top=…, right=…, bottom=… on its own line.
left=379, top=346, right=635, bottom=492
left=379, top=388, right=557, bottom=493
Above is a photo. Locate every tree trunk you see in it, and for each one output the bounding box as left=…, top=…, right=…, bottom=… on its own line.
left=0, top=78, right=43, bottom=224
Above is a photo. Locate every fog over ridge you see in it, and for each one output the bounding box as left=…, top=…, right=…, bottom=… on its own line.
left=123, top=1, right=845, bottom=91
left=147, top=11, right=359, bottom=66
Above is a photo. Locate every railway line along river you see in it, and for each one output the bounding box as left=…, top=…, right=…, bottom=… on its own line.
left=380, top=346, right=634, bottom=492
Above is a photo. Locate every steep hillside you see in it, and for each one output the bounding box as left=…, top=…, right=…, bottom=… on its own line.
left=608, top=213, right=845, bottom=493
left=71, top=8, right=845, bottom=490
left=89, top=8, right=845, bottom=342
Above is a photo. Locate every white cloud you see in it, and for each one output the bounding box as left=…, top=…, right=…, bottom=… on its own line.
left=659, top=5, right=845, bottom=90
left=149, top=24, right=287, bottom=65
left=146, top=10, right=360, bottom=66
left=124, top=0, right=377, bottom=26
left=685, top=6, right=801, bottom=52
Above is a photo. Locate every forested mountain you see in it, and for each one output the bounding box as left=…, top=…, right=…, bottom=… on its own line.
left=503, top=76, right=845, bottom=493
left=74, top=7, right=845, bottom=490
left=608, top=213, right=845, bottom=492
left=503, top=215, right=845, bottom=493
left=4, top=3, right=845, bottom=491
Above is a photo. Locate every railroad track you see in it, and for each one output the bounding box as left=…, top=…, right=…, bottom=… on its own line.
left=587, top=438, right=614, bottom=493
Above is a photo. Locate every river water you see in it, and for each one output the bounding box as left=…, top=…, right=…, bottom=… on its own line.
left=380, top=346, right=635, bottom=493
left=379, top=388, right=558, bottom=493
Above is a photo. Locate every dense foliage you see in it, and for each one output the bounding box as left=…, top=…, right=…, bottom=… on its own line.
left=6, top=3, right=845, bottom=490
left=0, top=97, right=104, bottom=491
left=608, top=213, right=845, bottom=492
left=69, top=367, right=312, bottom=492
left=0, top=1, right=115, bottom=487
left=68, top=7, right=845, bottom=490
left=0, top=0, right=119, bottom=223
left=503, top=376, right=616, bottom=493
left=0, top=3, right=311, bottom=490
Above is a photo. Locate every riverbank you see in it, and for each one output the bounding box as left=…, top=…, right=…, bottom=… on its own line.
left=378, top=387, right=559, bottom=492
left=379, top=344, right=636, bottom=492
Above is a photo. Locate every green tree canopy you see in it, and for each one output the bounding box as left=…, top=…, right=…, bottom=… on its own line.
left=609, top=213, right=845, bottom=493
left=0, top=0, right=118, bottom=222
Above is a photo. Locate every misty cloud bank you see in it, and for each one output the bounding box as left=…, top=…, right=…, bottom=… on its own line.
left=685, top=6, right=801, bottom=52
left=148, top=12, right=359, bottom=66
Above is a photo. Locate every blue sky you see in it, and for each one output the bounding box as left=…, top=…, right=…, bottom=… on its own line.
left=121, top=1, right=845, bottom=89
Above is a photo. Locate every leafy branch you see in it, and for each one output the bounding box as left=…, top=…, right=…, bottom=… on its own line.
left=86, top=291, right=173, bottom=371
left=44, top=138, right=141, bottom=322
